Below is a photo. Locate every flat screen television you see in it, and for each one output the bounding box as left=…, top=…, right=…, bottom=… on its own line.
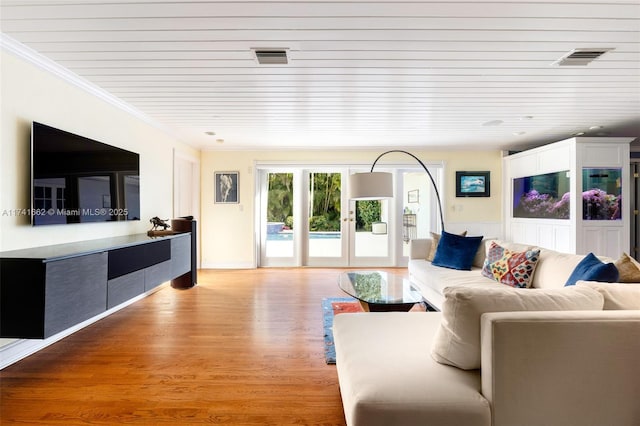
left=31, top=122, right=140, bottom=226
left=512, top=171, right=570, bottom=219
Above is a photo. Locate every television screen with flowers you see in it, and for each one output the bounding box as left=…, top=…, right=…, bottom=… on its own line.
left=513, top=171, right=570, bottom=219
left=582, top=168, right=622, bottom=220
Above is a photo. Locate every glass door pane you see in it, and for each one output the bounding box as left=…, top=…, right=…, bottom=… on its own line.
left=401, top=171, right=432, bottom=257
left=353, top=199, right=390, bottom=258
left=307, top=171, right=344, bottom=263
left=347, top=166, right=393, bottom=267
left=262, top=171, right=296, bottom=265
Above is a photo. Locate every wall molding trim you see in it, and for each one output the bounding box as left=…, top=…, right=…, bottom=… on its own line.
left=444, top=221, right=503, bottom=240
left=0, top=33, right=180, bottom=142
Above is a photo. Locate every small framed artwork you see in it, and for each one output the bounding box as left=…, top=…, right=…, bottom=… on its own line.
left=215, top=171, right=239, bottom=203
left=456, top=171, right=490, bottom=197
left=407, top=189, right=419, bottom=203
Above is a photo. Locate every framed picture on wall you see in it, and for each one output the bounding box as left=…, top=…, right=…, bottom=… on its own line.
left=407, top=189, right=419, bottom=203
left=214, top=171, right=239, bottom=203
left=456, top=171, right=490, bottom=197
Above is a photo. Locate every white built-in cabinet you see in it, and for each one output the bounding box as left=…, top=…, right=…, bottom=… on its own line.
left=503, top=137, right=633, bottom=258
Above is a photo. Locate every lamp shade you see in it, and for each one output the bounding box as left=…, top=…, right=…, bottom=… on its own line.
left=349, top=172, right=394, bottom=199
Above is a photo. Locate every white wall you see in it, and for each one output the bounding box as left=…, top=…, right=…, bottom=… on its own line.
left=0, top=50, right=199, bottom=251
left=200, top=149, right=503, bottom=268
left=0, top=46, right=200, bottom=354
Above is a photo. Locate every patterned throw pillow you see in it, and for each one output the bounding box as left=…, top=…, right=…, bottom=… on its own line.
left=482, top=242, right=541, bottom=288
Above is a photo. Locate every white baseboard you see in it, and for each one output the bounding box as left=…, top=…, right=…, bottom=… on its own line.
left=200, top=261, right=255, bottom=269
left=0, top=283, right=168, bottom=370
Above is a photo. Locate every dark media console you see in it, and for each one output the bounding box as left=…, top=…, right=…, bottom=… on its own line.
left=170, top=218, right=197, bottom=289
left=0, top=233, right=191, bottom=339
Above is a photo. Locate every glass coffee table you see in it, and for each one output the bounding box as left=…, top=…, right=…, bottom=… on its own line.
left=338, top=270, right=423, bottom=312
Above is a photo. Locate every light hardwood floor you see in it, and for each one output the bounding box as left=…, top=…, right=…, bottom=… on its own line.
left=0, top=268, right=407, bottom=425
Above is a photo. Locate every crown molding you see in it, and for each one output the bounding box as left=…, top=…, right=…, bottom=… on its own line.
left=0, top=33, right=182, bottom=143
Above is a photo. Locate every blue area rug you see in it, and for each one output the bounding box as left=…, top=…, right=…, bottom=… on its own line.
left=322, top=297, right=361, bottom=364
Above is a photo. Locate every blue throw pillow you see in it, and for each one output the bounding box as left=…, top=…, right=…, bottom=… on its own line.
left=432, top=231, right=484, bottom=271
left=565, top=252, right=620, bottom=286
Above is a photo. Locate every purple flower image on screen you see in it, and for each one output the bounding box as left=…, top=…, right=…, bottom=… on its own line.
left=548, top=192, right=571, bottom=218
left=583, top=189, right=620, bottom=220
left=515, top=190, right=570, bottom=219
left=512, top=171, right=571, bottom=219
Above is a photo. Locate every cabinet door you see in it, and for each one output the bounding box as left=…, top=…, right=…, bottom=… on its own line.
left=581, top=227, right=624, bottom=259
left=44, top=252, right=108, bottom=338
left=144, top=260, right=172, bottom=291
left=107, top=270, right=145, bottom=309
left=108, top=239, right=170, bottom=279
left=171, top=234, right=191, bottom=278
left=0, top=259, right=46, bottom=338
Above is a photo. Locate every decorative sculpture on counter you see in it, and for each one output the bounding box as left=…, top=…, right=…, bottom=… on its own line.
left=149, top=217, right=171, bottom=231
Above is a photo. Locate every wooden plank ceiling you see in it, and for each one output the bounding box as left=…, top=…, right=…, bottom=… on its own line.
left=1, top=0, right=639, bottom=150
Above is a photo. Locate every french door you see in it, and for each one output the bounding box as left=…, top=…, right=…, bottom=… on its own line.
left=257, top=166, right=393, bottom=267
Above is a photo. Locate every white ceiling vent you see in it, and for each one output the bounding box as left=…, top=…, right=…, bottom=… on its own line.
left=253, top=49, right=288, bottom=65
left=553, top=48, right=614, bottom=66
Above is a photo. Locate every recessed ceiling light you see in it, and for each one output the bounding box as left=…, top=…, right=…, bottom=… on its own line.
left=513, top=131, right=526, bottom=136
left=573, top=132, right=585, bottom=136
left=216, top=139, right=225, bottom=144
left=205, top=131, right=216, bottom=136
left=589, top=125, right=603, bottom=130
left=482, top=120, right=503, bottom=126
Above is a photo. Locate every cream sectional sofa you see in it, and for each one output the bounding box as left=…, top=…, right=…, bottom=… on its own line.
left=408, top=238, right=606, bottom=311
left=333, top=239, right=640, bottom=426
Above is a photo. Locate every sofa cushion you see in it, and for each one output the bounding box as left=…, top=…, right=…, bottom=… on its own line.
left=427, top=231, right=466, bottom=262
left=531, top=248, right=586, bottom=289
left=430, top=285, right=604, bottom=370
left=614, top=253, right=640, bottom=283
left=472, top=238, right=495, bottom=268
left=565, top=253, right=619, bottom=286
left=408, top=260, right=499, bottom=310
left=334, top=312, right=491, bottom=426
left=432, top=231, right=483, bottom=271
left=481, top=242, right=540, bottom=288
left=577, top=281, right=640, bottom=309
left=486, top=239, right=536, bottom=253
left=409, top=238, right=433, bottom=260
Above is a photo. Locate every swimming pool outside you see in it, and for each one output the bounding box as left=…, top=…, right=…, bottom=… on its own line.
left=266, top=231, right=340, bottom=241
left=264, top=231, right=392, bottom=258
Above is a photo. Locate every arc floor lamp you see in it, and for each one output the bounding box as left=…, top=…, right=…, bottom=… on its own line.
left=348, top=150, right=445, bottom=232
